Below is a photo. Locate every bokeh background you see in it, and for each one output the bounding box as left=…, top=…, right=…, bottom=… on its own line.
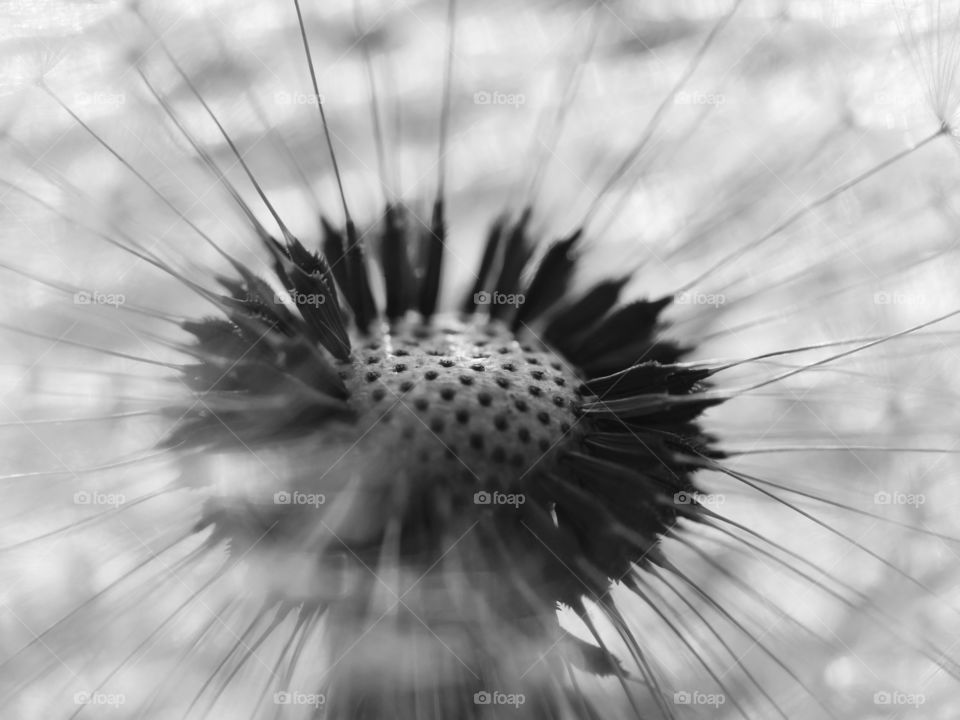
left=2, top=0, right=960, bottom=717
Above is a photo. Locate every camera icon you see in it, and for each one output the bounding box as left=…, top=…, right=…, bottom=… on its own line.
left=73, top=291, right=92, bottom=305
left=274, top=491, right=292, bottom=505
left=474, top=491, right=492, bottom=505
left=274, top=91, right=292, bottom=105
left=473, top=691, right=491, bottom=705
left=874, top=691, right=891, bottom=705
left=873, top=291, right=891, bottom=305
left=73, top=691, right=91, bottom=705
left=874, top=491, right=892, bottom=505
left=473, top=91, right=491, bottom=105
left=473, top=291, right=491, bottom=305
left=674, top=91, right=691, bottom=104
left=673, top=491, right=693, bottom=505
left=73, top=491, right=91, bottom=505
left=674, top=690, right=691, bottom=705
left=274, top=691, right=291, bottom=704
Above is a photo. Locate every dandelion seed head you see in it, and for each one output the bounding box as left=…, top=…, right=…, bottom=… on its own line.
left=3, top=1, right=960, bottom=718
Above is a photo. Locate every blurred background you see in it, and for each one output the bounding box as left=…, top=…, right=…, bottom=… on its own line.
left=2, top=0, right=960, bottom=717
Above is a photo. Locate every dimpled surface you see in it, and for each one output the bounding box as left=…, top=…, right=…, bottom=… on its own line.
left=339, top=319, right=583, bottom=493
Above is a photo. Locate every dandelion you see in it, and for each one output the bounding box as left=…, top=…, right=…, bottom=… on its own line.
left=2, top=1, right=960, bottom=719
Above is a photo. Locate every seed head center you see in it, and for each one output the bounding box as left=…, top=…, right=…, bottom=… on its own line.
left=343, top=321, right=583, bottom=492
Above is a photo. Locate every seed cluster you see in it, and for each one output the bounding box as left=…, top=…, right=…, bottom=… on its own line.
left=342, top=323, right=582, bottom=492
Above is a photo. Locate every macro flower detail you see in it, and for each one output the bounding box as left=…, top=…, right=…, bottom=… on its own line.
left=4, top=1, right=960, bottom=719
left=166, top=191, right=724, bottom=715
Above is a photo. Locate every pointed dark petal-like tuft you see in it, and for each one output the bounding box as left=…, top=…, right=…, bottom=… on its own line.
left=460, top=213, right=507, bottom=315
left=543, top=277, right=628, bottom=352
left=270, top=236, right=352, bottom=359
left=511, top=228, right=581, bottom=331
left=382, top=203, right=414, bottom=321
left=488, top=208, right=534, bottom=322
left=417, top=197, right=446, bottom=320
left=321, top=216, right=349, bottom=292
left=344, top=220, right=378, bottom=332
